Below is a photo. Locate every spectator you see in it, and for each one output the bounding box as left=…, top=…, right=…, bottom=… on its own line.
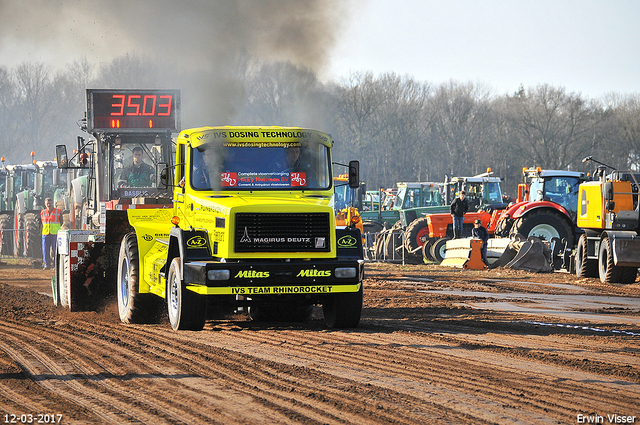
left=450, top=191, right=468, bottom=238
left=41, top=197, right=62, bottom=270
left=472, top=219, right=489, bottom=266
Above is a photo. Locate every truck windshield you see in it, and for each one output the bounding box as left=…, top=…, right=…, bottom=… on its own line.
left=191, top=141, right=331, bottom=190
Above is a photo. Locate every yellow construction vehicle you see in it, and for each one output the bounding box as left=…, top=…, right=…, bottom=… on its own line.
left=333, top=173, right=364, bottom=233
left=575, top=156, right=639, bottom=284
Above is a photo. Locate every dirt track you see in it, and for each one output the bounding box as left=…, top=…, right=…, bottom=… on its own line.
left=0, top=261, right=638, bottom=424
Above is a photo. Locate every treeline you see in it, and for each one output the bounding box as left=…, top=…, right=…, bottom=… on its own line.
left=1, top=56, right=639, bottom=196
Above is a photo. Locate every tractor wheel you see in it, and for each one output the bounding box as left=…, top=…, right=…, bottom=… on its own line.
left=363, top=221, right=383, bottom=259
left=422, top=238, right=436, bottom=262
left=430, top=237, right=451, bottom=263
left=598, top=236, right=623, bottom=284
left=0, top=213, right=13, bottom=256
left=24, top=213, right=42, bottom=259
left=511, top=209, right=574, bottom=247
left=57, top=253, right=71, bottom=309
left=167, top=257, right=207, bottom=330
left=404, top=217, right=430, bottom=254
left=117, top=233, right=162, bottom=324
left=13, top=207, right=24, bottom=257
left=494, top=217, right=513, bottom=238
left=323, top=283, right=363, bottom=328
left=575, top=234, right=597, bottom=278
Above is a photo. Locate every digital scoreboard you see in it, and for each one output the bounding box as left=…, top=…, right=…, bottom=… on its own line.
left=86, top=89, right=180, bottom=132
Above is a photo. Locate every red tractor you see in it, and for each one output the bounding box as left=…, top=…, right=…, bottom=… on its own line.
left=495, top=167, right=588, bottom=248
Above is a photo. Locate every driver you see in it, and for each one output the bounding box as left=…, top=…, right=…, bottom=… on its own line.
left=275, top=146, right=302, bottom=171
left=118, top=146, right=155, bottom=187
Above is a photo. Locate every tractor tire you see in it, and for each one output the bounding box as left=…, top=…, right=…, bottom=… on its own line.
left=323, top=283, right=363, bottom=328
left=575, top=234, right=598, bottom=278
left=13, top=208, right=24, bottom=257
left=404, top=217, right=430, bottom=255
left=0, top=213, right=13, bottom=256
left=57, top=253, right=71, bottom=309
left=167, top=257, right=207, bottom=330
left=24, top=213, right=42, bottom=259
left=117, top=233, right=162, bottom=324
left=494, top=217, right=513, bottom=238
left=363, top=221, right=383, bottom=259
left=511, top=209, right=574, bottom=248
left=422, top=238, right=436, bottom=262
left=598, top=236, right=623, bottom=284
left=430, top=237, right=451, bottom=263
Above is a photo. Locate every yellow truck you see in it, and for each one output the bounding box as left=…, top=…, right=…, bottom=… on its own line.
left=120, top=126, right=364, bottom=330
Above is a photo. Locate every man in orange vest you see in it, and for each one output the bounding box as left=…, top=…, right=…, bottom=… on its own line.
left=41, top=197, right=62, bottom=270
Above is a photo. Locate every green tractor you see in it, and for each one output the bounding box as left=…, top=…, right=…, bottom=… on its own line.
left=3, top=155, right=68, bottom=259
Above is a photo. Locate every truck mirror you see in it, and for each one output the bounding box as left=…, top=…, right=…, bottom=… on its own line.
left=157, top=162, right=169, bottom=189
left=56, top=145, right=69, bottom=169
left=603, top=181, right=614, bottom=201
left=348, top=160, right=359, bottom=189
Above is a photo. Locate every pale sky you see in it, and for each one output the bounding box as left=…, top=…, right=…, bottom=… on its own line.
left=1, top=0, right=639, bottom=100
left=327, top=0, right=640, bottom=98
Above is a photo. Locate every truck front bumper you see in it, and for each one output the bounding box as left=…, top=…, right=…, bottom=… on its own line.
left=182, top=259, right=364, bottom=295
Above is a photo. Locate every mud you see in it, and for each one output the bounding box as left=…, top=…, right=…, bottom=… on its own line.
left=0, top=260, right=638, bottom=424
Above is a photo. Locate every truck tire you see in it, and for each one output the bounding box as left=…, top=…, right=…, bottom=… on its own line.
left=598, top=236, right=623, bottom=284
left=511, top=209, right=574, bottom=247
left=24, top=212, right=42, bottom=259
left=167, top=257, right=207, bottom=330
left=117, top=233, right=162, bottom=324
left=0, top=213, right=13, bottom=256
left=575, top=234, right=597, bottom=278
left=430, top=237, right=450, bottom=263
left=404, top=217, right=429, bottom=254
left=323, top=283, right=363, bottom=328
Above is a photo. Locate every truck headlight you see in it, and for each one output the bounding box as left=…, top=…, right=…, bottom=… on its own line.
left=335, top=267, right=357, bottom=278
left=207, top=270, right=230, bottom=280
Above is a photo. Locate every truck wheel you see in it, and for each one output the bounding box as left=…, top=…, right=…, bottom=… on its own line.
left=404, top=217, right=430, bottom=254
left=0, top=213, right=13, bottom=255
left=24, top=213, right=42, bottom=259
left=575, top=234, right=597, bottom=278
left=430, top=237, right=450, bottom=263
left=167, top=258, right=207, bottom=331
left=511, top=209, right=574, bottom=247
left=598, top=236, right=623, bottom=284
left=117, top=233, right=161, bottom=324
left=323, top=283, right=363, bottom=328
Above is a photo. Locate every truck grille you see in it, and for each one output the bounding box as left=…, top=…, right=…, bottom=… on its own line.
left=234, top=213, right=331, bottom=252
